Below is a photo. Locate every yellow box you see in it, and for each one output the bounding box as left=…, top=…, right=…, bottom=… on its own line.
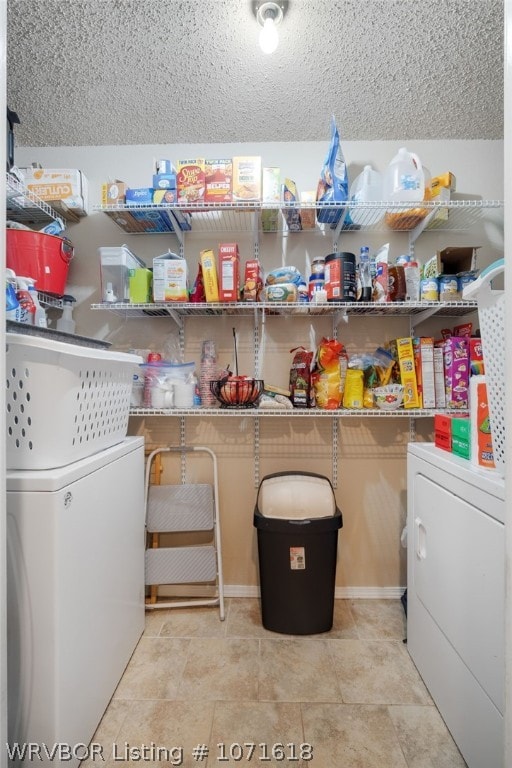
left=200, top=249, right=220, bottom=302
left=101, top=180, right=127, bottom=206
left=232, top=156, right=261, bottom=202
left=396, top=337, right=420, bottom=408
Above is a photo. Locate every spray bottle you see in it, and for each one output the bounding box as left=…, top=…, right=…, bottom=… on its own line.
left=26, top=278, right=48, bottom=328
left=16, top=276, right=36, bottom=324
left=56, top=294, right=76, bottom=334
left=6, top=269, right=21, bottom=322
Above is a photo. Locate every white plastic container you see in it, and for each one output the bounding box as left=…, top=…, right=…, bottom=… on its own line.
left=349, top=165, right=384, bottom=225
left=383, top=147, right=425, bottom=203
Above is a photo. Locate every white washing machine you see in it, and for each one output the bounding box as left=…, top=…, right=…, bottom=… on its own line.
left=6, top=436, right=145, bottom=766
left=407, top=442, right=505, bottom=768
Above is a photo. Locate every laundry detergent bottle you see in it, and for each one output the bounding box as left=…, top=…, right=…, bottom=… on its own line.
left=349, top=165, right=384, bottom=225
left=383, top=147, right=425, bottom=203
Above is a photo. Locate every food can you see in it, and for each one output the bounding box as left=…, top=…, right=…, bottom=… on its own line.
left=308, top=277, right=325, bottom=300
left=324, top=252, right=356, bottom=302
left=458, top=271, right=478, bottom=293
left=420, top=277, right=439, bottom=301
left=311, top=258, right=325, bottom=277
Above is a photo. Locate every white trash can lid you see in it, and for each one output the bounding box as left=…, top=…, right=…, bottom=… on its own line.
left=257, top=473, right=336, bottom=520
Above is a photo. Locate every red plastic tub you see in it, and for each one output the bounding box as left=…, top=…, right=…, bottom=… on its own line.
left=6, top=229, right=74, bottom=296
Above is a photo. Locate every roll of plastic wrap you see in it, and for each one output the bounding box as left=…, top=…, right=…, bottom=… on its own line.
left=470, top=375, right=495, bottom=470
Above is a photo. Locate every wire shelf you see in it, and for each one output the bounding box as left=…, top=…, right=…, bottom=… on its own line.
left=94, top=199, right=503, bottom=235
left=130, top=406, right=469, bottom=418
left=6, top=172, right=80, bottom=225
left=91, top=299, right=477, bottom=319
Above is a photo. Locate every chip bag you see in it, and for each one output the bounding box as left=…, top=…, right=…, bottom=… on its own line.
left=312, top=337, right=348, bottom=409
left=289, top=346, right=314, bottom=407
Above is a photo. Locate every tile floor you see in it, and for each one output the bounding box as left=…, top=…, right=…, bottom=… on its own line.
left=82, top=599, right=467, bottom=767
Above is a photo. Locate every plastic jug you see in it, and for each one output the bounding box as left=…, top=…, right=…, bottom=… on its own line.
left=383, top=148, right=425, bottom=203
left=349, top=165, right=384, bottom=225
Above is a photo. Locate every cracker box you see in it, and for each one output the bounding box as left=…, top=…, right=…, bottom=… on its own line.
left=243, top=259, right=264, bottom=301
left=218, top=243, right=240, bottom=302
left=200, top=249, right=220, bottom=302
left=443, top=336, right=470, bottom=409
left=101, top=180, right=127, bottom=206
left=152, top=252, right=188, bottom=302
left=204, top=159, right=232, bottom=203
left=395, top=337, right=420, bottom=408
left=232, top=156, right=261, bottom=202
left=177, top=159, right=205, bottom=205
left=22, top=167, right=88, bottom=216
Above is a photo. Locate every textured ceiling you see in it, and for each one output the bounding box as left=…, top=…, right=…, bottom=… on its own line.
left=6, top=0, right=504, bottom=148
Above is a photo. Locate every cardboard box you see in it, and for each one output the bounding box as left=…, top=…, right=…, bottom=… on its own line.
left=300, top=191, right=317, bottom=229
left=99, top=245, right=145, bottom=302
left=232, top=156, right=261, bottom=202
left=152, top=252, right=188, bottom=302
left=435, top=246, right=480, bottom=276
left=152, top=172, right=177, bottom=190
left=434, top=414, right=452, bottom=451
left=153, top=188, right=179, bottom=205
left=204, top=158, right=232, bottom=203
left=443, top=336, right=470, bottom=409
left=433, top=345, right=446, bottom=408
left=451, top=416, right=471, bottom=460
left=260, top=167, right=280, bottom=232
left=177, top=159, right=205, bottom=205
left=413, top=337, right=436, bottom=409
left=101, top=180, right=127, bottom=206
left=242, top=259, right=264, bottom=301
left=470, top=337, right=485, bottom=375
left=200, top=249, right=220, bottom=302
left=22, top=167, right=88, bottom=216
left=282, top=178, right=301, bottom=232
left=218, top=243, right=240, bottom=302
left=125, top=187, right=154, bottom=205
left=129, top=268, right=153, bottom=303
left=395, top=337, right=420, bottom=408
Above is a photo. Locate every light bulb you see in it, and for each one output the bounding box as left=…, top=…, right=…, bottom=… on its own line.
left=259, top=17, right=279, bottom=54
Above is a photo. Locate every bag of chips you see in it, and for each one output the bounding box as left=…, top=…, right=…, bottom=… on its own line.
left=289, top=346, right=314, bottom=407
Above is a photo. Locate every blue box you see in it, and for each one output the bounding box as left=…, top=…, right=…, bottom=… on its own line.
left=125, top=187, right=154, bottom=205
left=152, top=173, right=177, bottom=190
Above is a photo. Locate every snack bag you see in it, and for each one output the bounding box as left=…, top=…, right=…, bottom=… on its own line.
left=316, top=116, right=351, bottom=226
left=289, top=346, right=314, bottom=407
left=312, top=338, right=348, bottom=409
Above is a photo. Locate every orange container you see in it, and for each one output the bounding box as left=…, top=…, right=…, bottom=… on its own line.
left=6, top=229, right=73, bottom=296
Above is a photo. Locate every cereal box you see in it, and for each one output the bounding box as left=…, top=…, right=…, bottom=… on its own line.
left=232, top=156, right=261, bottom=202
left=395, top=337, right=420, bottom=409
left=177, top=159, right=205, bottom=205
left=152, top=252, right=188, bottom=302
left=242, top=259, right=264, bottom=302
left=218, top=243, right=240, bottom=302
left=200, top=249, right=220, bottom=302
left=443, top=336, right=470, bottom=409
left=204, top=159, right=232, bottom=203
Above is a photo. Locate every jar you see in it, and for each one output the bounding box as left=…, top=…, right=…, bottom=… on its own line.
left=388, top=265, right=406, bottom=301
left=324, top=252, right=356, bottom=302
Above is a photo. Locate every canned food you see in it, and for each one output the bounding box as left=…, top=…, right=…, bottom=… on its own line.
left=420, top=277, right=439, bottom=301
left=311, top=258, right=325, bottom=277
left=324, top=252, right=356, bottom=302
left=439, top=275, right=460, bottom=301
left=458, top=271, right=478, bottom=293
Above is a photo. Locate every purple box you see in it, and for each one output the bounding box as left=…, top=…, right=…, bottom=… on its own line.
left=443, top=337, right=470, bottom=409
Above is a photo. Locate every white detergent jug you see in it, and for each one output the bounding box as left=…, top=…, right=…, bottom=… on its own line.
left=349, top=165, right=384, bottom=225
left=383, top=147, right=425, bottom=203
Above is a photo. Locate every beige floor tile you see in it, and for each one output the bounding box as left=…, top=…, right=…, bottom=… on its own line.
left=301, top=702, right=408, bottom=767
left=80, top=699, right=132, bottom=766
left=388, top=705, right=467, bottom=767
left=143, top=607, right=177, bottom=637
left=113, top=637, right=190, bottom=700
left=329, top=599, right=359, bottom=638
left=177, top=637, right=260, bottom=700
left=208, top=701, right=304, bottom=767
left=158, top=604, right=228, bottom=638
left=349, top=598, right=407, bottom=639
left=88, top=699, right=215, bottom=768
left=259, top=638, right=342, bottom=702
left=329, top=639, right=432, bottom=705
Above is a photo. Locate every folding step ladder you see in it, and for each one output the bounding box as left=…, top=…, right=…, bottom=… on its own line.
left=144, top=445, right=225, bottom=620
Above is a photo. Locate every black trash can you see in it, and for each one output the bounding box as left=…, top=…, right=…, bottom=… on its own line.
left=253, top=471, right=342, bottom=635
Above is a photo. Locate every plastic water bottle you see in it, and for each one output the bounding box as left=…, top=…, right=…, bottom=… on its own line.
left=349, top=165, right=384, bottom=225
left=383, top=147, right=425, bottom=203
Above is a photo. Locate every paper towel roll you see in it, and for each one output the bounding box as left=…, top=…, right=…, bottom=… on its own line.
left=470, top=375, right=495, bottom=469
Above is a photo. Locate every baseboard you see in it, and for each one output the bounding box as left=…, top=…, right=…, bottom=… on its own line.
left=224, top=585, right=406, bottom=599
left=153, top=585, right=406, bottom=600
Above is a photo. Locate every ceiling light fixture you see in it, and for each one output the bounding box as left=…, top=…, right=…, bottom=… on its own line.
left=255, top=1, right=285, bottom=54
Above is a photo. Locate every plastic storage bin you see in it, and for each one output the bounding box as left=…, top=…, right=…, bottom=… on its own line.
left=253, top=471, right=342, bottom=635
left=6, top=332, right=142, bottom=470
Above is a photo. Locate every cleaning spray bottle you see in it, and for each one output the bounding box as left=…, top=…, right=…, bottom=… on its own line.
left=56, top=294, right=76, bottom=334
left=6, top=269, right=21, bottom=322
left=16, top=276, right=36, bottom=324
left=26, top=278, right=48, bottom=328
